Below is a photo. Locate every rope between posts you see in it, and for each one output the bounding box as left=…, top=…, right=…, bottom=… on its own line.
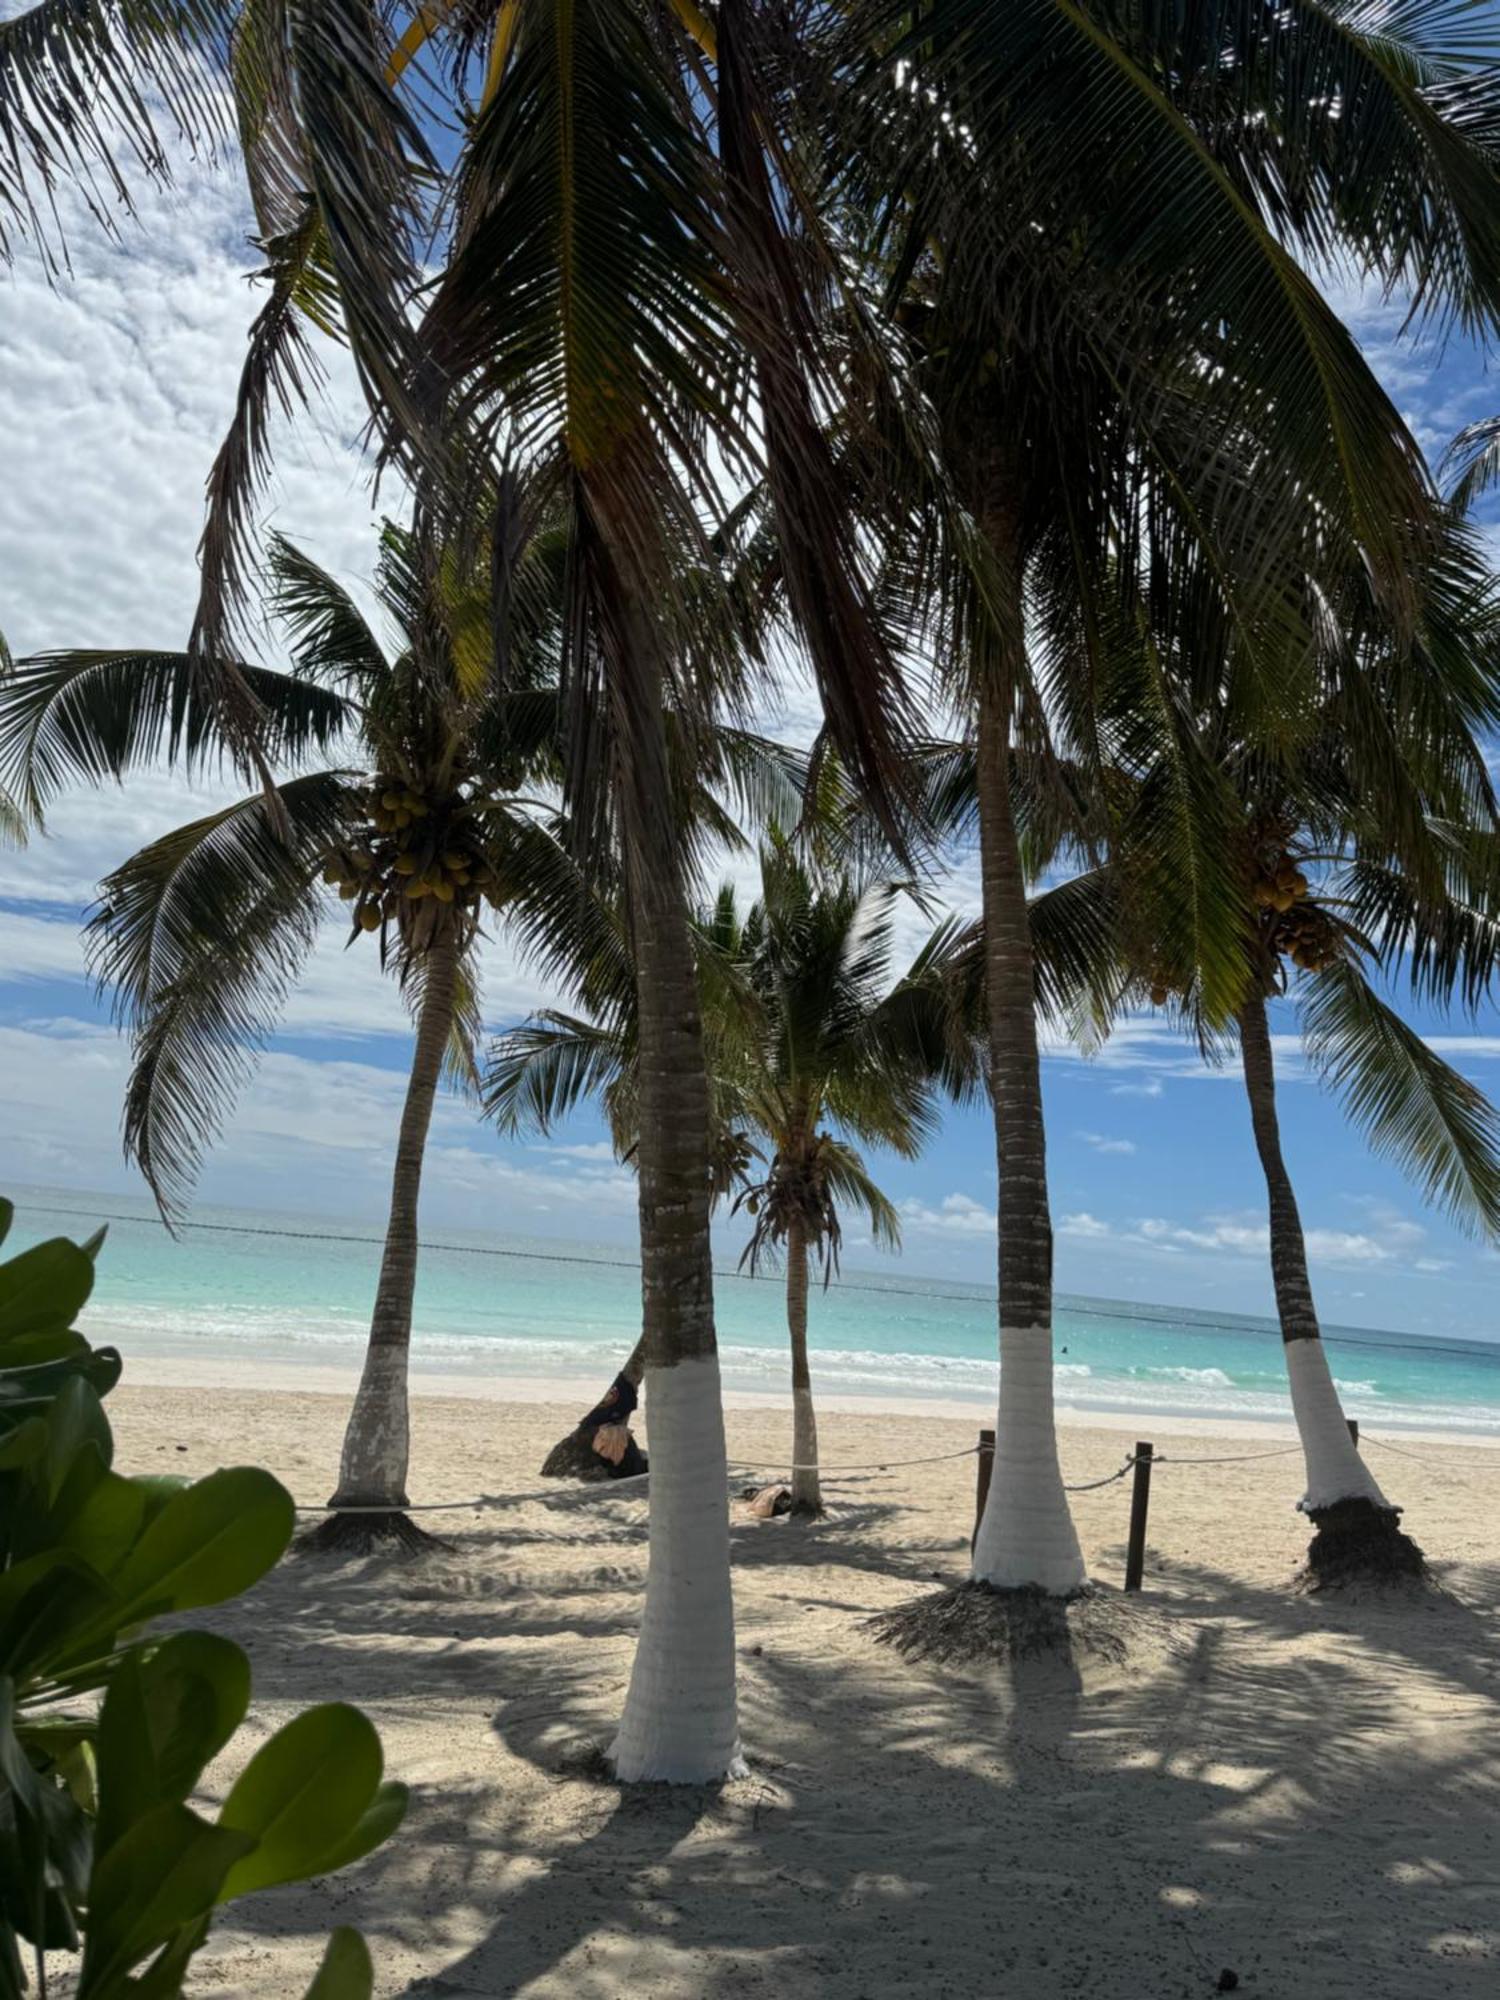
left=293, top=1444, right=983, bottom=1513
left=1146, top=1443, right=1304, bottom=1466
left=297, top=1433, right=1497, bottom=1518
left=1063, top=1458, right=1137, bottom=1492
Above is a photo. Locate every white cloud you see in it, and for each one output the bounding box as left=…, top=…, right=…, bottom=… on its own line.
left=1110, top=1078, right=1163, bottom=1099
left=1077, top=1130, right=1137, bottom=1156
left=0, top=1018, right=641, bottom=1232
left=1060, top=1204, right=1432, bottom=1271
left=900, top=1190, right=996, bottom=1237
left=1057, top=1211, right=1112, bottom=1240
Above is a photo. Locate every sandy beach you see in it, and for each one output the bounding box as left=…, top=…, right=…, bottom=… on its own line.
left=101, top=1376, right=1500, bottom=1998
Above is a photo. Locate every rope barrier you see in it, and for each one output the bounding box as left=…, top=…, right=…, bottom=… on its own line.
left=1146, top=1443, right=1304, bottom=1466
left=1063, top=1457, right=1137, bottom=1492
left=728, top=1444, right=981, bottom=1475
left=290, top=1437, right=1352, bottom=1516
left=292, top=1443, right=984, bottom=1513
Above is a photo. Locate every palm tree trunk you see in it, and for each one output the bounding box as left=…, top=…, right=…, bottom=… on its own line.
left=1238, top=990, right=1421, bottom=1583
left=602, top=564, right=740, bottom=1783
left=316, top=928, right=460, bottom=1550
left=785, top=1217, right=822, bottom=1518
left=969, top=501, right=1085, bottom=1597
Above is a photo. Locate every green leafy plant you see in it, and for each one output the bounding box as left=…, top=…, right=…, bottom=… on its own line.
left=0, top=1198, right=406, bottom=1998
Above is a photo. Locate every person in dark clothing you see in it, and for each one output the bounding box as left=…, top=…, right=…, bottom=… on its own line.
left=582, top=1371, right=649, bottom=1477
left=538, top=1368, right=648, bottom=1481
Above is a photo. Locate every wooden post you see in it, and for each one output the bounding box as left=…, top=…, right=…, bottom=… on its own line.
left=971, top=1428, right=995, bottom=1552
left=1124, top=1440, right=1154, bottom=1593
left=1347, top=1417, right=1359, bottom=1447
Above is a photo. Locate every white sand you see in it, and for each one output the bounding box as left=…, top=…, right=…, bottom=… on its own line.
left=106, top=1377, right=1500, bottom=1998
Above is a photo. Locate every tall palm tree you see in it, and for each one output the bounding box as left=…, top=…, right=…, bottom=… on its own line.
left=1029, top=543, right=1500, bottom=1584
left=816, top=0, right=1500, bottom=1613
left=0, top=515, right=601, bottom=1548
left=3, top=0, right=918, bottom=1778
left=488, top=838, right=981, bottom=1516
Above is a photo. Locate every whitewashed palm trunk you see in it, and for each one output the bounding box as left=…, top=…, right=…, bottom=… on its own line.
left=1238, top=991, right=1392, bottom=1515
left=603, top=550, right=740, bottom=1782
left=330, top=930, right=459, bottom=1509
left=785, top=1218, right=822, bottom=1516
left=968, top=502, right=1085, bottom=1595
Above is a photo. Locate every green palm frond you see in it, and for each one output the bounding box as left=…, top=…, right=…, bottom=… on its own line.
left=0, top=0, right=231, bottom=268
left=1443, top=416, right=1500, bottom=513
left=266, top=535, right=392, bottom=691
left=482, top=1012, right=630, bottom=1140
left=87, top=769, right=358, bottom=1216
left=0, top=634, right=26, bottom=845
left=1098, top=622, right=1252, bottom=1024
left=427, top=0, right=739, bottom=480
left=1027, top=867, right=1125, bottom=1036
left=847, top=0, right=1437, bottom=604
left=820, top=1139, right=903, bottom=1254
left=1300, top=957, right=1500, bottom=1242
left=189, top=196, right=336, bottom=669
left=0, top=648, right=351, bottom=821
left=284, top=0, right=435, bottom=475
left=1340, top=826, right=1500, bottom=1013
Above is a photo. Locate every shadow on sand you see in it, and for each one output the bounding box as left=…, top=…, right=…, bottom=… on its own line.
left=192, top=1487, right=1500, bottom=2000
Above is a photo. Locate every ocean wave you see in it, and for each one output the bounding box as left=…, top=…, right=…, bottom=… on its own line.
left=1141, top=1365, right=1236, bottom=1387
left=85, top=1303, right=1500, bottom=1437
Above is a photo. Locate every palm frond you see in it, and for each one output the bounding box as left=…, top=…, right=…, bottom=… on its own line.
left=189, top=196, right=336, bottom=671
left=1027, top=866, right=1126, bottom=1036
left=1443, top=416, right=1500, bottom=513
left=820, top=1138, right=902, bottom=1254
left=266, top=535, right=393, bottom=690
left=1340, top=827, right=1500, bottom=1013
left=716, top=0, right=917, bottom=838
left=284, top=0, right=435, bottom=475
left=1301, top=956, right=1500, bottom=1241
left=0, top=0, right=230, bottom=269
left=0, top=647, right=351, bottom=821
left=482, top=1011, right=629, bottom=1138
left=87, top=769, right=358, bottom=1216
left=0, top=634, right=27, bottom=845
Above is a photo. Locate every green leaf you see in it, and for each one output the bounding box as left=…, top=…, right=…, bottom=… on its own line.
left=95, top=1634, right=251, bottom=1859
left=217, top=1704, right=387, bottom=1899
left=0, top=1551, right=119, bottom=1680
left=0, top=1237, right=95, bottom=1338
left=304, top=1927, right=374, bottom=2000
left=105, top=1467, right=295, bottom=1623
left=79, top=1804, right=255, bottom=1998
left=0, top=1416, right=46, bottom=1469
left=300, top=1779, right=408, bottom=1879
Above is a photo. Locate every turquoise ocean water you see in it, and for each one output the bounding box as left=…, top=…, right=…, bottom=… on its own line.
left=10, top=1184, right=1500, bottom=1435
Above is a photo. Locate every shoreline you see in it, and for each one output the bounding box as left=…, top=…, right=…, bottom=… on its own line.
left=118, top=1347, right=1500, bottom=1450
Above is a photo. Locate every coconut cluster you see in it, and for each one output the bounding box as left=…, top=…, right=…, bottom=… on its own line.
left=322, top=777, right=501, bottom=935
left=1250, top=851, right=1340, bottom=973
left=1251, top=857, right=1310, bottom=912
left=1272, top=902, right=1341, bottom=974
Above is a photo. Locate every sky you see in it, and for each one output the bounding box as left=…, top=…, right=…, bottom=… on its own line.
left=2, top=127, right=1499, bottom=1341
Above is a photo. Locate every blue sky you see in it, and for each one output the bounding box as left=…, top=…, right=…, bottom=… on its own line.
left=1, top=143, right=1498, bottom=1341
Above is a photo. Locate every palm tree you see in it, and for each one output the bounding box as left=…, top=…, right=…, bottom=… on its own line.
left=815, top=0, right=1500, bottom=1615
left=0, top=515, right=599, bottom=1548
left=4, top=0, right=922, bottom=1778
left=488, top=837, right=981, bottom=1517
left=1029, top=543, right=1500, bottom=1584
